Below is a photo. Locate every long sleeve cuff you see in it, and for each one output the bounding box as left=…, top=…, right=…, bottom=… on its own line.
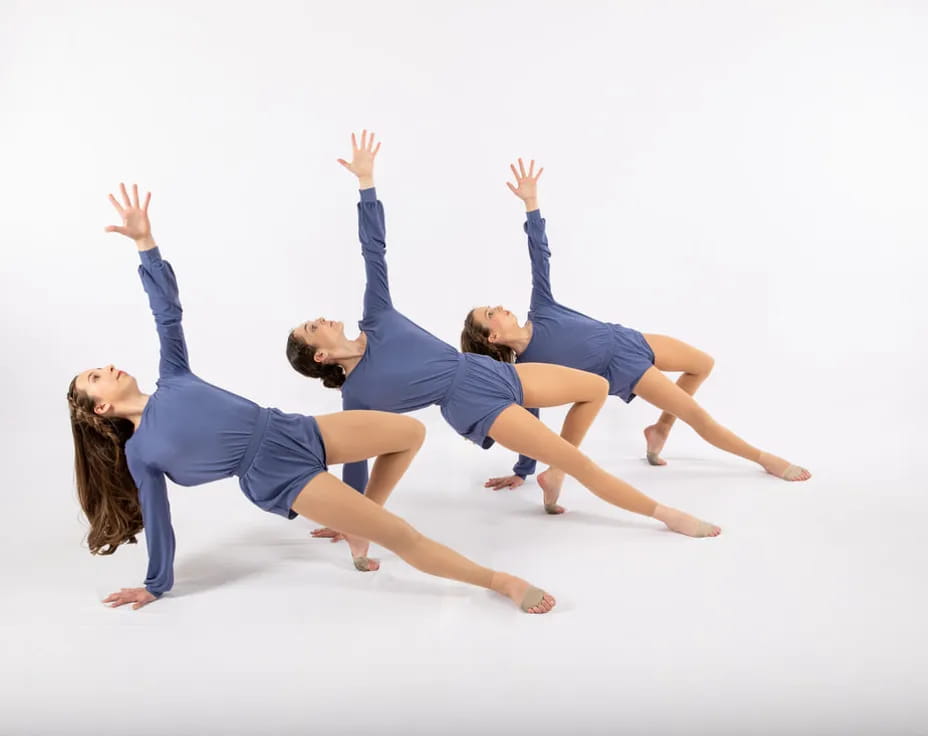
left=360, top=187, right=377, bottom=203
left=138, top=247, right=163, bottom=266
left=145, top=587, right=165, bottom=598
left=526, top=209, right=543, bottom=223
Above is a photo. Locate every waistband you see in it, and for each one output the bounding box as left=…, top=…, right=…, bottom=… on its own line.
left=236, top=406, right=272, bottom=477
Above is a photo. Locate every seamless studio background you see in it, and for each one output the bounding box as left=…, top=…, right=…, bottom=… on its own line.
left=1, top=1, right=926, bottom=734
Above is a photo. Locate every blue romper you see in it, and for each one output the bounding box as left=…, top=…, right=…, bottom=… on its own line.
left=341, top=189, right=524, bottom=493
left=125, top=248, right=328, bottom=597
left=510, top=210, right=656, bottom=479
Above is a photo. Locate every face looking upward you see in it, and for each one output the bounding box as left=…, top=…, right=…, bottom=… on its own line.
left=74, top=365, right=139, bottom=416
left=294, top=317, right=347, bottom=361
left=474, top=305, right=519, bottom=343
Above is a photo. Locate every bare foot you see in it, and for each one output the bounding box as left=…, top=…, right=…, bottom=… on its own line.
left=311, top=527, right=346, bottom=543
left=490, top=572, right=556, bottom=614
left=537, top=469, right=566, bottom=514
left=643, top=424, right=670, bottom=466
left=345, top=534, right=380, bottom=572
left=759, top=452, right=812, bottom=481
left=653, top=504, right=721, bottom=537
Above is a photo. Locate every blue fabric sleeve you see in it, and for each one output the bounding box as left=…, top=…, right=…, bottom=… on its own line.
left=127, top=451, right=176, bottom=597
left=340, top=392, right=369, bottom=494
left=358, top=188, right=393, bottom=320
left=525, top=210, right=555, bottom=310
left=342, top=460, right=370, bottom=495
left=512, top=407, right=540, bottom=478
left=138, top=248, right=190, bottom=378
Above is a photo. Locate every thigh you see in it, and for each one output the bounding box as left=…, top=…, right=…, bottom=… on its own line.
left=642, top=334, right=713, bottom=374
left=633, top=366, right=707, bottom=423
left=515, top=363, right=608, bottom=408
left=315, top=411, right=425, bottom=466
left=292, top=472, right=414, bottom=548
left=488, top=404, right=595, bottom=475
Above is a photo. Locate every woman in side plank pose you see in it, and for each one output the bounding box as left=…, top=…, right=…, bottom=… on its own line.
left=460, top=159, right=811, bottom=491
left=286, top=132, right=720, bottom=538
left=68, top=182, right=554, bottom=613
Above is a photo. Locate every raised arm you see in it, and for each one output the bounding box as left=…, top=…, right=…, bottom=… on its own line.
left=338, top=131, right=392, bottom=319
left=506, top=159, right=554, bottom=310
left=106, top=183, right=189, bottom=378
left=104, top=454, right=176, bottom=609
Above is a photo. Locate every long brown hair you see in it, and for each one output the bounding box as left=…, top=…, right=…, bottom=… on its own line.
left=460, top=309, right=516, bottom=363
left=285, top=331, right=347, bottom=388
left=67, top=376, right=142, bottom=555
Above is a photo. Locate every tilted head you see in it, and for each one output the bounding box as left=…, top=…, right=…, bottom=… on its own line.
left=67, top=368, right=142, bottom=555
left=72, top=364, right=141, bottom=417
left=286, top=317, right=349, bottom=388
left=460, top=305, right=520, bottom=362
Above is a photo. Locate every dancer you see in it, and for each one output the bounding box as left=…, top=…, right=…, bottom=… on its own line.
left=286, top=132, right=720, bottom=537
left=461, top=159, right=811, bottom=490
left=68, top=183, right=554, bottom=613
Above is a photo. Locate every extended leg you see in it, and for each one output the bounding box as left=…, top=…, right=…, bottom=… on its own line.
left=633, top=367, right=811, bottom=481
left=291, top=472, right=556, bottom=612
left=488, top=405, right=721, bottom=537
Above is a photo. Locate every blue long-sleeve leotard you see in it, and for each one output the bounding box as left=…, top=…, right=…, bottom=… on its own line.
left=124, top=248, right=266, bottom=596
left=340, top=189, right=469, bottom=493
left=510, top=210, right=652, bottom=478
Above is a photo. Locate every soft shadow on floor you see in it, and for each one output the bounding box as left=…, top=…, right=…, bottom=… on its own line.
left=169, top=525, right=475, bottom=603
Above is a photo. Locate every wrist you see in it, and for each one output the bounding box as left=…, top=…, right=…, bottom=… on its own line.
left=358, top=176, right=375, bottom=190
left=523, top=197, right=538, bottom=212
left=135, top=235, right=157, bottom=252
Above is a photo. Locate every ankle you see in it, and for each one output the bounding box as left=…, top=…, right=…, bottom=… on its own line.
left=651, top=503, right=671, bottom=521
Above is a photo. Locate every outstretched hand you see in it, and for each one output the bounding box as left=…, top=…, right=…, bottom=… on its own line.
left=310, top=526, right=346, bottom=543
left=103, top=586, right=157, bottom=611
left=506, top=158, right=543, bottom=208
left=484, top=474, right=526, bottom=491
left=105, top=183, right=153, bottom=246
left=337, top=130, right=380, bottom=188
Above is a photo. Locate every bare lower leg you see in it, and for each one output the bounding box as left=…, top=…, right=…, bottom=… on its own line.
left=516, top=364, right=609, bottom=513
left=489, top=406, right=720, bottom=537
left=634, top=367, right=811, bottom=481
left=642, top=334, right=715, bottom=466
left=645, top=372, right=709, bottom=465
left=539, top=393, right=607, bottom=513
left=344, top=446, right=422, bottom=567
left=313, top=411, right=425, bottom=564
left=292, top=473, right=556, bottom=612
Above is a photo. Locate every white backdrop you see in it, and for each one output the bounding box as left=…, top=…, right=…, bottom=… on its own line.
left=2, top=1, right=927, bottom=734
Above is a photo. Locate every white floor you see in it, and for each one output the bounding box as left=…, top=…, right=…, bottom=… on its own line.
left=3, top=354, right=927, bottom=736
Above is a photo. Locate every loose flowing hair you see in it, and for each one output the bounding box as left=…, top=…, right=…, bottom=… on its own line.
left=67, top=376, right=141, bottom=555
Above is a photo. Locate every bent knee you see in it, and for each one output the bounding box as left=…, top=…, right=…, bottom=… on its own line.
left=586, top=374, right=609, bottom=401
left=697, top=352, right=715, bottom=376
left=396, top=416, right=427, bottom=450
left=406, top=417, right=427, bottom=449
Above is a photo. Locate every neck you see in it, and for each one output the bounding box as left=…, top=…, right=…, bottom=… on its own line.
left=503, top=323, right=533, bottom=356
left=118, top=392, right=151, bottom=431
left=334, top=333, right=368, bottom=376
